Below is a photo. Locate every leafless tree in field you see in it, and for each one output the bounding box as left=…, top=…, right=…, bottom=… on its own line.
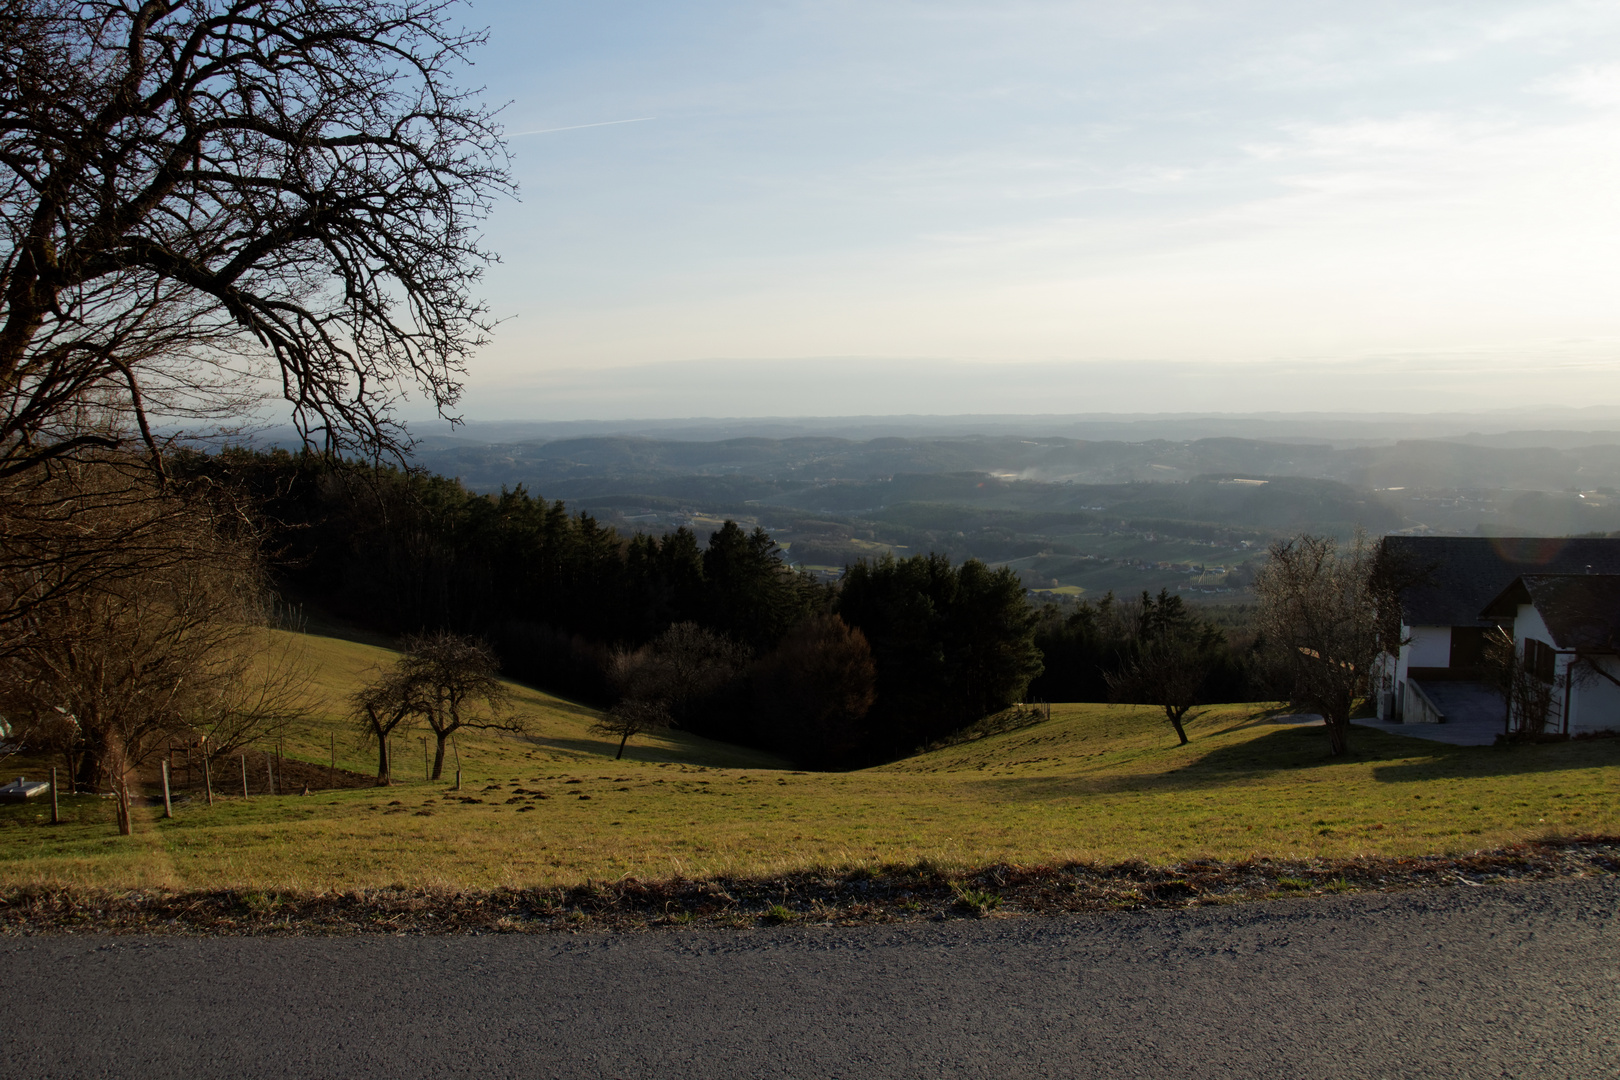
left=0, top=1, right=510, bottom=827
left=399, top=631, right=521, bottom=780
left=629, top=623, right=749, bottom=724
left=590, top=624, right=749, bottom=759
left=0, top=0, right=510, bottom=479
left=351, top=666, right=426, bottom=785
left=1254, top=532, right=1391, bottom=756
left=1106, top=631, right=1218, bottom=746
left=350, top=632, right=524, bottom=782
left=1101, top=588, right=1225, bottom=746
left=0, top=467, right=305, bottom=832
left=590, top=697, right=672, bottom=761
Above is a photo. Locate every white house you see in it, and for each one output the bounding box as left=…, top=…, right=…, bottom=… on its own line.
left=1376, top=536, right=1620, bottom=724
left=1479, top=574, right=1620, bottom=736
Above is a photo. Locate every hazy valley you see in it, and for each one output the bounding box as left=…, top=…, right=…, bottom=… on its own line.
left=398, top=422, right=1620, bottom=601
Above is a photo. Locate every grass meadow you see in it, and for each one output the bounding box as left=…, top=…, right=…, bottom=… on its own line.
left=1, top=630, right=1616, bottom=892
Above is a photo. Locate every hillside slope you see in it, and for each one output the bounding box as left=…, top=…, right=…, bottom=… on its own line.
left=1, top=637, right=1615, bottom=891
left=274, top=630, right=788, bottom=775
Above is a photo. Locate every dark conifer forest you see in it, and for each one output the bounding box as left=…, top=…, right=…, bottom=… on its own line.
left=186, top=449, right=1267, bottom=766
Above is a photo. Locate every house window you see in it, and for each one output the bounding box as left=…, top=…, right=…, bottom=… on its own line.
left=1523, top=638, right=1556, bottom=685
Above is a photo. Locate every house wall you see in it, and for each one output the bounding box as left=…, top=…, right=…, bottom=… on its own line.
left=1404, top=626, right=1451, bottom=671
left=1392, top=625, right=1456, bottom=722
left=1372, top=651, right=1399, bottom=719
left=1512, top=604, right=1553, bottom=655
left=1513, top=604, right=1565, bottom=732
left=1389, top=626, right=1410, bottom=721
left=1569, top=655, right=1620, bottom=734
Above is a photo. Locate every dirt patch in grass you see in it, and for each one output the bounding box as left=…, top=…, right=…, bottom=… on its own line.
left=2, top=837, right=1614, bottom=936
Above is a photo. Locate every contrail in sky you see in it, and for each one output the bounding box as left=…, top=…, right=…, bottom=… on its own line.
left=510, top=117, right=657, bottom=137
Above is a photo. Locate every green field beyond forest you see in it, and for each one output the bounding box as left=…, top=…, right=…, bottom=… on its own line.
left=2, top=631, right=1616, bottom=892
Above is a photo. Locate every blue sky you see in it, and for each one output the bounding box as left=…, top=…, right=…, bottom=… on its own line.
left=447, top=1, right=1620, bottom=419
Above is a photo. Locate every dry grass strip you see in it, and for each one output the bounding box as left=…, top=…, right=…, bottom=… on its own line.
left=2, top=836, right=1615, bottom=936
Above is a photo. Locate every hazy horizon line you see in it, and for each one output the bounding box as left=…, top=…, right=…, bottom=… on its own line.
left=428, top=403, right=1620, bottom=425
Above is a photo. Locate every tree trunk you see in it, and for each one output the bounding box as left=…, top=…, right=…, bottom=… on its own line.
left=1166, top=707, right=1190, bottom=745
left=616, top=731, right=629, bottom=760
left=377, top=731, right=391, bottom=785
left=1324, top=714, right=1351, bottom=756
left=0, top=298, right=47, bottom=389
left=431, top=731, right=448, bottom=780
left=115, top=770, right=132, bottom=836
left=75, top=741, right=103, bottom=793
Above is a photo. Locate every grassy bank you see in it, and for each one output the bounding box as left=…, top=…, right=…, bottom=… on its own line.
left=1, top=631, right=1616, bottom=892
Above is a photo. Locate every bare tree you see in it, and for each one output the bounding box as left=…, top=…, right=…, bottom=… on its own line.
left=350, top=666, right=424, bottom=785
left=590, top=697, right=672, bottom=761
left=591, top=624, right=747, bottom=759
left=0, top=0, right=510, bottom=479
left=1106, top=632, right=1218, bottom=746
left=0, top=446, right=222, bottom=639
left=0, top=470, right=302, bottom=831
left=1102, top=589, right=1223, bottom=746
left=635, top=622, right=750, bottom=726
left=398, top=631, right=522, bottom=780
left=1253, top=532, right=1386, bottom=756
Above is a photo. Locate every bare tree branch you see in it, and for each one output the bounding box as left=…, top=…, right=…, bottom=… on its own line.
left=0, top=0, right=511, bottom=477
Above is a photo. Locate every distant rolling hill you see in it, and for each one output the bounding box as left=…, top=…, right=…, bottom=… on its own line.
left=409, top=432, right=1620, bottom=494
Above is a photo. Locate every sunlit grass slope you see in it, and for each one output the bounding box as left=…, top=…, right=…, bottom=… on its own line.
left=271, top=629, right=786, bottom=775
left=1, top=631, right=1616, bottom=891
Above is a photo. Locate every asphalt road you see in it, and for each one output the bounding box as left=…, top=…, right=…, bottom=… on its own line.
left=5, top=878, right=1617, bottom=1079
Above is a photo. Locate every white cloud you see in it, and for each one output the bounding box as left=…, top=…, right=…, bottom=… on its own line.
left=1537, top=63, right=1620, bottom=107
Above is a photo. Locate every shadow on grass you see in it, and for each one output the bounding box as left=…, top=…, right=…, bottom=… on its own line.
left=1196, top=710, right=1620, bottom=782
left=957, top=719, right=1620, bottom=802
left=525, top=732, right=679, bottom=764
left=1369, top=737, right=1620, bottom=783
left=523, top=732, right=790, bottom=770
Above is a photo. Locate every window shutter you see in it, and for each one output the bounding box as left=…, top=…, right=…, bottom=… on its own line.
left=1523, top=639, right=1556, bottom=684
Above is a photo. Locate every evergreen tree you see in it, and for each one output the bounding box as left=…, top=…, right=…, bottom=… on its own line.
left=702, top=522, right=818, bottom=647
left=838, top=553, right=1041, bottom=756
